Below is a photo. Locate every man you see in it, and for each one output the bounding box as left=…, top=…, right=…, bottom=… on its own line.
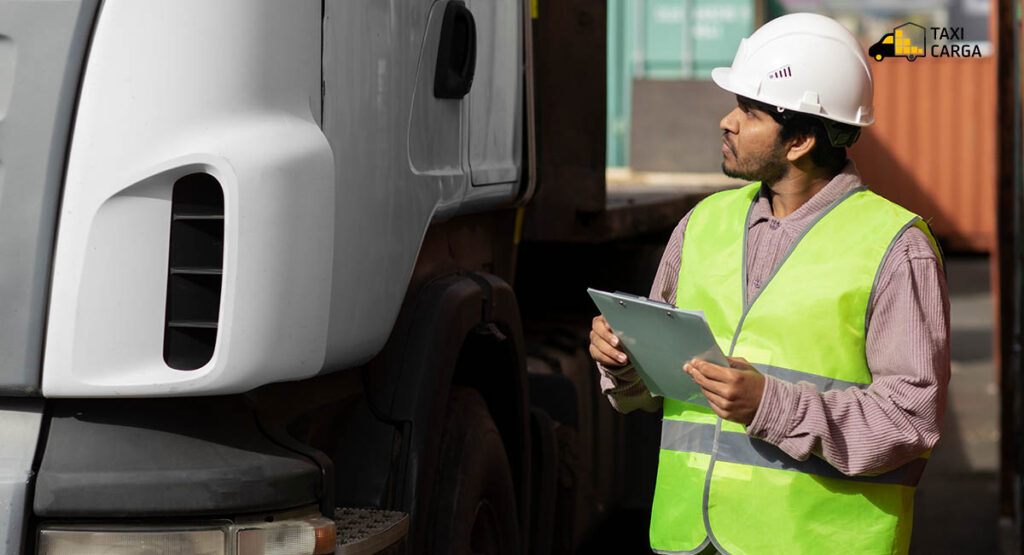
left=590, top=13, right=950, bottom=555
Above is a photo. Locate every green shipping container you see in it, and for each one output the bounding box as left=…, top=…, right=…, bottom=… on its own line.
left=637, top=0, right=751, bottom=79
left=606, top=0, right=752, bottom=166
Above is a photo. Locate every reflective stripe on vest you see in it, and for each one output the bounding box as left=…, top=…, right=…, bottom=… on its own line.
left=648, top=182, right=939, bottom=555
left=660, top=419, right=927, bottom=487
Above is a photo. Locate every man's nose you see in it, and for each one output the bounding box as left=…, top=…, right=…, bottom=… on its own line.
left=720, top=107, right=741, bottom=134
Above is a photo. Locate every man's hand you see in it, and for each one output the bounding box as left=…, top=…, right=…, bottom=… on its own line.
left=684, top=357, right=765, bottom=425
left=589, top=315, right=629, bottom=367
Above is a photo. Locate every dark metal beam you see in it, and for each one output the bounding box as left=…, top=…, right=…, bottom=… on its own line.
left=994, top=0, right=1022, bottom=546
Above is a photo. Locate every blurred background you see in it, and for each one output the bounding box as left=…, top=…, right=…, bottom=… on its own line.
left=606, top=0, right=994, bottom=251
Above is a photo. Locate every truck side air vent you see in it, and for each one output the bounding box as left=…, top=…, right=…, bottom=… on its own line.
left=163, top=173, right=224, bottom=370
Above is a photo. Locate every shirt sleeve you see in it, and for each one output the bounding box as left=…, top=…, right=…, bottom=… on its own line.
left=596, top=212, right=692, bottom=414
left=746, top=226, right=951, bottom=475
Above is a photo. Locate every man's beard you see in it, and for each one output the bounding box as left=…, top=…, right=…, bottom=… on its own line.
left=721, top=141, right=788, bottom=184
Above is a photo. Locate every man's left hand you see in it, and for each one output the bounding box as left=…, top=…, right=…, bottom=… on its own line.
left=684, top=357, right=765, bottom=426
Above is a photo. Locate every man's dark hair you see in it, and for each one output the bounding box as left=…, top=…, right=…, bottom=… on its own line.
left=743, top=96, right=856, bottom=173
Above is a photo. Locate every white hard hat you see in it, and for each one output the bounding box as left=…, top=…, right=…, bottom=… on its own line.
left=711, top=13, right=874, bottom=128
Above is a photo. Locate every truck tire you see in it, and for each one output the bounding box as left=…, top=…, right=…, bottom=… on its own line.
left=428, top=387, right=521, bottom=555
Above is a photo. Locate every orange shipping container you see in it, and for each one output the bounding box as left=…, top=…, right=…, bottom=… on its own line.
left=850, top=56, right=997, bottom=252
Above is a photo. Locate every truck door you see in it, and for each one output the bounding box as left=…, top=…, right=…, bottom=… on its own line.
left=465, top=0, right=522, bottom=187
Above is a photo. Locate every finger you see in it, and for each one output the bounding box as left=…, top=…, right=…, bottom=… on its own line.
left=697, top=387, right=731, bottom=419
left=699, top=386, right=732, bottom=412
left=599, top=342, right=629, bottom=365
left=589, top=339, right=618, bottom=364
left=689, top=359, right=733, bottom=383
left=591, top=332, right=628, bottom=365
left=686, top=363, right=731, bottom=398
left=590, top=346, right=615, bottom=366
left=597, top=317, right=621, bottom=347
left=591, top=330, right=626, bottom=360
left=684, top=367, right=733, bottom=409
left=590, top=343, right=625, bottom=366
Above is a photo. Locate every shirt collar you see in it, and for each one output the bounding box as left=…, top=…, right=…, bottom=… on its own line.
left=748, top=159, right=864, bottom=236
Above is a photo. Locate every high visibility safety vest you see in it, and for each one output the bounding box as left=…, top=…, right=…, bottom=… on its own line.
left=649, top=182, right=941, bottom=555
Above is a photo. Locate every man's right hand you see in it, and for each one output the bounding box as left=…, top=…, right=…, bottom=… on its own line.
left=589, top=315, right=629, bottom=367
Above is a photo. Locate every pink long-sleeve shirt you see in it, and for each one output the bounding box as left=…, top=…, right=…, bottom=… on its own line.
left=598, top=160, right=951, bottom=475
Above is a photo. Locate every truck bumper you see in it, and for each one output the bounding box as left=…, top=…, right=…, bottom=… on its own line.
left=33, top=397, right=323, bottom=519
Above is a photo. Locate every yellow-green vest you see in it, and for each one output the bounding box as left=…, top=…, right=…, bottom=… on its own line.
left=649, top=182, right=941, bottom=555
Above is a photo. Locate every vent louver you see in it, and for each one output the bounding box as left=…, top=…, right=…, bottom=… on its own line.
left=163, top=173, right=224, bottom=370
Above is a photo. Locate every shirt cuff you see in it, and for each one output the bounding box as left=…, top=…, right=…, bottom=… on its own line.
left=596, top=362, right=638, bottom=392
left=747, top=375, right=798, bottom=445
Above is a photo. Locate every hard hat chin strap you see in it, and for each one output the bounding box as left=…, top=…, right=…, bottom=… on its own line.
left=822, top=119, right=861, bottom=148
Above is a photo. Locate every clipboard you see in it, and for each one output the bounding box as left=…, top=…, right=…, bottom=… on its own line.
left=587, top=288, right=729, bottom=405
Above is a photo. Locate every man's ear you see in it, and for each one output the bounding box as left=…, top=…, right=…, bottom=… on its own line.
left=785, top=133, right=816, bottom=162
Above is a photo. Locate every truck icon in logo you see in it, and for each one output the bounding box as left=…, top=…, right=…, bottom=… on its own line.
left=870, top=23, right=926, bottom=61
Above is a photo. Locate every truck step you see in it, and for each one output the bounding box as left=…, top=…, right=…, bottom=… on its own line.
left=334, top=507, right=409, bottom=554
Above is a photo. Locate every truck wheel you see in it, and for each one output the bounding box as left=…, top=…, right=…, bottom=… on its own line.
left=428, top=387, right=521, bottom=555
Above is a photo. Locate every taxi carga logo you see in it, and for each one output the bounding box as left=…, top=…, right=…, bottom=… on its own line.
left=870, top=22, right=983, bottom=61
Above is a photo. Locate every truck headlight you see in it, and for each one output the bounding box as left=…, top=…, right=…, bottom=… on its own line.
left=38, top=527, right=226, bottom=555
left=38, top=515, right=336, bottom=555
left=234, top=516, right=337, bottom=555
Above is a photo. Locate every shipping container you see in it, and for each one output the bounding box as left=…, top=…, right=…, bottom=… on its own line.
left=852, top=56, right=998, bottom=252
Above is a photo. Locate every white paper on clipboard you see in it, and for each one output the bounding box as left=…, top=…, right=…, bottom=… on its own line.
left=587, top=288, right=729, bottom=405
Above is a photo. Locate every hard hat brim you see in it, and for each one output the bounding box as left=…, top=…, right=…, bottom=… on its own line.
left=712, top=66, right=778, bottom=111
left=711, top=67, right=741, bottom=97
left=711, top=65, right=874, bottom=127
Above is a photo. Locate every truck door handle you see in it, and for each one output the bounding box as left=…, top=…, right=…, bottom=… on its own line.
left=434, top=0, right=477, bottom=99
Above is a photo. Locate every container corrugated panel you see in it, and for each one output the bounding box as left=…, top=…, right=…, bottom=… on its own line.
left=851, top=56, right=997, bottom=252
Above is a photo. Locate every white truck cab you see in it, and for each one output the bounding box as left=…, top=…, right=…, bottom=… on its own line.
left=0, top=1, right=681, bottom=553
